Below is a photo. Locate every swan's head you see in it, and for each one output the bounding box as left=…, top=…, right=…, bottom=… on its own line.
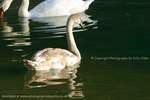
left=0, top=0, right=13, bottom=17
left=74, top=17, right=82, bottom=24
left=68, top=13, right=87, bottom=29
left=72, top=13, right=83, bottom=24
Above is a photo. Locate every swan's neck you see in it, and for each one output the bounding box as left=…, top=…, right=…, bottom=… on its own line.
left=18, top=0, right=30, bottom=17
left=66, top=19, right=81, bottom=60
left=1, top=0, right=13, bottom=12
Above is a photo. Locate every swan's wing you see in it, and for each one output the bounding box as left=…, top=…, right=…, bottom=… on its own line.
left=29, top=0, right=70, bottom=17
left=67, top=0, right=86, bottom=13
left=29, top=0, right=91, bottom=18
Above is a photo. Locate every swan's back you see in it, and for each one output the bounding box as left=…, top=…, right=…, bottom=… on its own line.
left=30, top=0, right=94, bottom=17
left=31, top=48, right=79, bottom=70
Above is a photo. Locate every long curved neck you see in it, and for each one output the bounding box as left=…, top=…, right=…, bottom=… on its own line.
left=18, top=0, right=30, bottom=17
left=66, top=18, right=81, bottom=60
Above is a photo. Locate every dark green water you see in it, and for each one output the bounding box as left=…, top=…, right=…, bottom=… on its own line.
left=0, top=0, right=150, bottom=100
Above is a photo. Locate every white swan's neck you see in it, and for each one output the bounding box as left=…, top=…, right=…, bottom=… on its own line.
left=66, top=18, right=81, bottom=60
left=18, top=0, right=30, bottom=17
left=0, top=0, right=13, bottom=12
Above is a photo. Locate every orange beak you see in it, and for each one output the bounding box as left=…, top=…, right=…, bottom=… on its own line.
left=0, top=8, right=4, bottom=18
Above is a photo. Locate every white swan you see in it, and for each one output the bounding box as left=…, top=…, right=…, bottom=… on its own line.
left=0, top=0, right=94, bottom=18
left=24, top=13, right=83, bottom=71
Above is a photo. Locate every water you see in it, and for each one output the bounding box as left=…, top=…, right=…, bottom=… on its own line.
left=0, top=0, right=150, bottom=100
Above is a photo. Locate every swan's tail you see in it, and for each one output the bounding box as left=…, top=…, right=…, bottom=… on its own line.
left=84, top=0, right=94, bottom=9
left=23, top=59, right=37, bottom=70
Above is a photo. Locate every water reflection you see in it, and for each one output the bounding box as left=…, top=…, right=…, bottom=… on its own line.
left=32, top=12, right=97, bottom=35
left=32, top=12, right=95, bottom=27
left=24, top=65, right=84, bottom=99
left=0, top=18, right=31, bottom=47
left=0, top=18, right=13, bottom=33
left=0, top=12, right=97, bottom=47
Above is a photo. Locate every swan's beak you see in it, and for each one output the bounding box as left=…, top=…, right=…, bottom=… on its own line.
left=0, top=7, right=4, bottom=18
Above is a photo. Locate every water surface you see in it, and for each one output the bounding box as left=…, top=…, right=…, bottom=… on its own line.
left=0, top=0, right=150, bottom=100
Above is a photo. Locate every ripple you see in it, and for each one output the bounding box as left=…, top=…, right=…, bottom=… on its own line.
left=6, top=41, right=31, bottom=47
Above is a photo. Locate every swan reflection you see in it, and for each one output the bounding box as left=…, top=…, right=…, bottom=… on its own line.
left=0, top=18, right=31, bottom=47
left=31, top=12, right=97, bottom=38
left=32, top=12, right=94, bottom=28
left=0, top=12, right=96, bottom=44
left=0, top=18, right=13, bottom=33
left=24, top=65, right=84, bottom=99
